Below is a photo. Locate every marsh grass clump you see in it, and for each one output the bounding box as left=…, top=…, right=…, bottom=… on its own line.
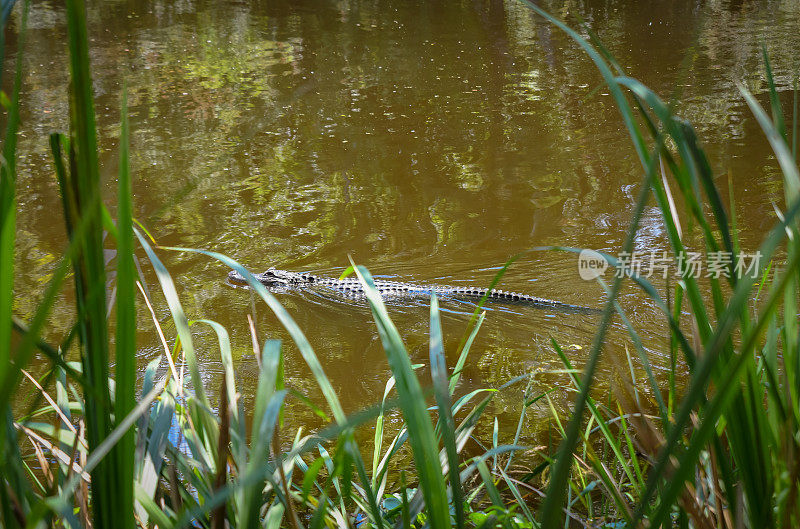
left=2, top=0, right=800, bottom=528
left=520, top=3, right=800, bottom=528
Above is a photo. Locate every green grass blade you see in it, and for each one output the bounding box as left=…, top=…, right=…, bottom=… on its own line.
left=453, top=254, right=515, bottom=367
left=162, top=247, right=347, bottom=425
left=191, top=319, right=244, bottom=464
left=504, top=377, right=550, bottom=473
left=645, top=269, right=795, bottom=528
left=762, top=44, right=787, bottom=141
left=134, top=232, right=210, bottom=410
left=793, top=76, right=798, bottom=161
left=616, top=76, right=735, bottom=274
left=496, top=466, right=535, bottom=525
left=739, top=84, right=800, bottom=205
left=0, top=7, right=27, bottom=514
left=534, top=245, right=697, bottom=368
left=527, top=157, right=658, bottom=528
left=1, top=408, right=30, bottom=529
left=173, top=390, right=287, bottom=529
left=0, top=252, right=82, bottom=408
left=240, top=340, right=280, bottom=529
left=346, top=436, right=384, bottom=529
left=62, top=0, right=116, bottom=523
left=594, top=276, right=667, bottom=422
left=351, top=264, right=452, bottom=529
left=449, top=311, right=485, bottom=395
left=634, top=195, right=800, bottom=524
left=134, top=371, right=173, bottom=524
left=264, top=503, right=285, bottom=529
left=429, top=295, right=465, bottom=529
left=550, top=339, right=638, bottom=489
left=0, top=0, right=26, bottom=384
left=476, top=459, right=504, bottom=510
left=610, top=77, right=725, bottom=345
left=512, top=7, right=681, bottom=525
left=134, top=485, right=174, bottom=528
left=50, top=371, right=169, bottom=518
left=253, top=340, right=281, bottom=439
left=112, top=82, right=136, bottom=529
left=542, top=159, right=656, bottom=528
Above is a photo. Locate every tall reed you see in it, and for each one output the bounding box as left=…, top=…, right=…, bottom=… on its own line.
left=519, top=2, right=800, bottom=528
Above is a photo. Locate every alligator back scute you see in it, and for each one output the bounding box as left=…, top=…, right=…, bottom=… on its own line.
left=232, top=268, right=599, bottom=313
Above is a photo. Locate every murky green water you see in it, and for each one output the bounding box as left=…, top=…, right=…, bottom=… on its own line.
left=7, top=0, right=800, bottom=443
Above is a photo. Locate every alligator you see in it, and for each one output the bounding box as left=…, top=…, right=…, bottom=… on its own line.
left=227, top=267, right=600, bottom=313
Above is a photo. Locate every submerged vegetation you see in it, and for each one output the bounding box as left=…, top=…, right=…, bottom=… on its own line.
left=2, top=1, right=800, bottom=528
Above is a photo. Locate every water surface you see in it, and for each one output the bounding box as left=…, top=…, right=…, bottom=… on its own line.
left=7, top=0, right=800, bottom=445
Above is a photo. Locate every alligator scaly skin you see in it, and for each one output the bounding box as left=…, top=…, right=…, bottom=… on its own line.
left=228, top=268, right=599, bottom=313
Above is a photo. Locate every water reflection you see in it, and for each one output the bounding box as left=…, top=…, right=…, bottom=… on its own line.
left=7, top=0, right=800, bottom=444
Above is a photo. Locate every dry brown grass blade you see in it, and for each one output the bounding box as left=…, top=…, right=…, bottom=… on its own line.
left=134, top=510, right=147, bottom=529
left=735, top=486, right=745, bottom=529
left=248, top=313, right=261, bottom=369
left=616, top=368, right=721, bottom=529
left=678, top=483, right=716, bottom=529
left=660, top=155, right=683, bottom=240
left=708, top=435, right=732, bottom=529
left=691, top=318, right=703, bottom=361
left=21, top=369, right=83, bottom=440
left=15, top=422, right=90, bottom=482
left=137, top=280, right=181, bottom=392
left=612, top=354, right=666, bottom=469
left=613, top=362, right=665, bottom=459
left=29, top=435, right=55, bottom=492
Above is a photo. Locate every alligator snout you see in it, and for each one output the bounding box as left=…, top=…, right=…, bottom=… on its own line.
left=226, top=270, right=248, bottom=285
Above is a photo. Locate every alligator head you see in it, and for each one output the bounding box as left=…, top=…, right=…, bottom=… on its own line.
left=227, top=267, right=303, bottom=287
